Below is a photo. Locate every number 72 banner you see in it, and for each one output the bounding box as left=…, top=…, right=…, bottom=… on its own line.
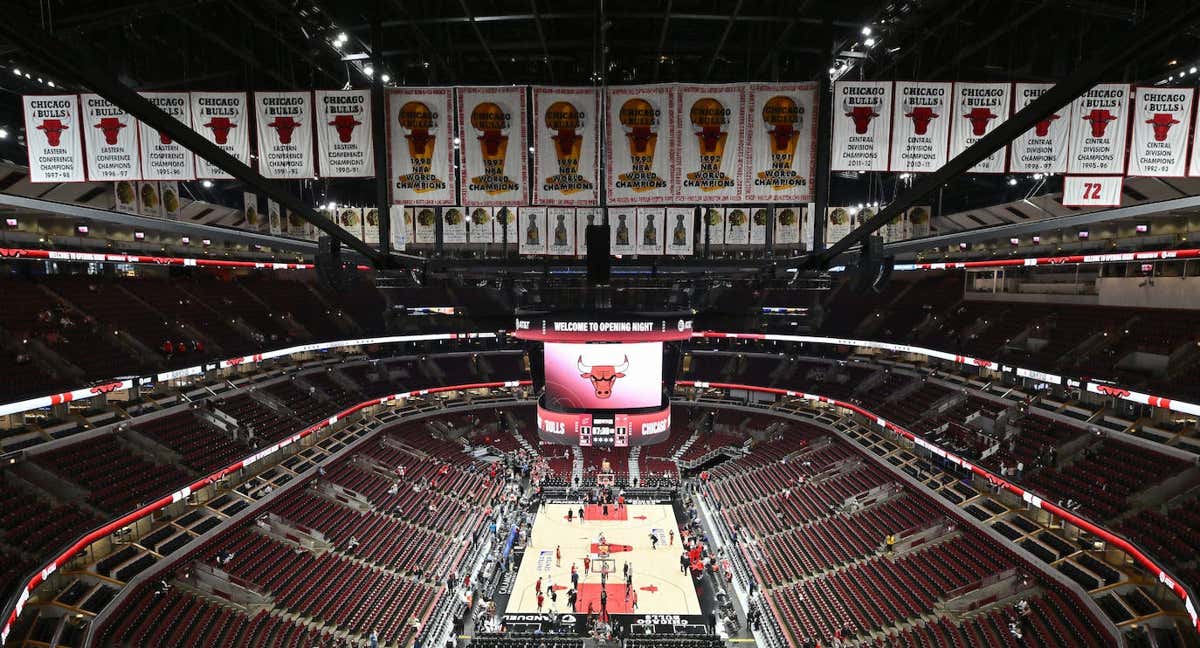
left=1061, top=175, right=1122, bottom=207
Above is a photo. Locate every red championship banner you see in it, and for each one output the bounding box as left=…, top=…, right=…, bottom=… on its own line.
left=137, top=92, right=195, bottom=180
left=949, top=82, right=1010, bottom=173
left=254, top=91, right=314, bottom=179
left=80, top=94, right=138, bottom=181
left=532, top=87, right=598, bottom=205
left=457, top=86, right=527, bottom=206
left=832, top=81, right=892, bottom=172
left=387, top=88, right=455, bottom=205
left=890, top=81, right=952, bottom=173
left=1129, top=87, right=1193, bottom=178
left=190, top=92, right=248, bottom=179
left=1067, top=83, right=1130, bottom=174
left=315, top=89, right=373, bottom=178
left=606, top=84, right=675, bottom=204
left=744, top=83, right=818, bottom=202
left=675, top=84, right=745, bottom=201
left=1011, top=83, right=1069, bottom=174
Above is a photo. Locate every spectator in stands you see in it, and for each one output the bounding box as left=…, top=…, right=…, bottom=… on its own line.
left=885, top=534, right=895, bottom=554
left=347, top=536, right=359, bottom=553
left=369, top=629, right=379, bottom=648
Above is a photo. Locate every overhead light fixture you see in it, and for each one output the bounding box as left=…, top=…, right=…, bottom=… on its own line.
left=381, top=74, right=390, bottom=83
left=337, top=32, right=348, bottom=43
left=47, top=81, right=54, bottom=87
left=1007, top=178, right=1018, bottom=186
left=201, top=179, right=213, bottom=188
left=0, top=128, right=7, bottom=139
left=1192, top=67, right=1198, bottom=74
left=11, top=68, right=19, bottom=76
left=341, top=53, right=369, bottom=61
left=332, top=40, right=343, bottom=49
left=864, top=37, right=876, bottom=48
left=862, top=26, right=872, bottom=36
left=452, top=136, right=461, bottom=146
left=363, top=65, right=374, bottom=76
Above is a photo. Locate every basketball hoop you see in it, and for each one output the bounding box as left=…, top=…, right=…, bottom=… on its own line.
left=597, top=471, right=615, bottom=487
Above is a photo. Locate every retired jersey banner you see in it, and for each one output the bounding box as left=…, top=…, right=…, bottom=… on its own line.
left=725, top=207, right=750, bottom=245
left=606, top=84, right=675, bottom=204
left=575, top=208, right=598, bottom=254
left=548, top=207, right=576, bottom=255
left=138, top=92, right=195, bottom=180
left=190, top=92, right=249, bottom=179
left=636, top=207, right=665, bottom=255
left=665, top=206, right=695, bottom=255
left=891, top=82, right=952, bottom=173
left=703, top=207, right=726, bottom=246
left=825, top=207, right=853, bottom=247
left=1062, top=176, right=1122, bottom=207
left=315, top=89, right=373, bottom=178
left=744, top=83, right=817, bottom=202
left=24, top=95, right=85, bottom=182
left=832, top=81, right=892, bottom=172
left=609, top=207, right=638, bottom=254
left=1010, top=83, right=1069, bottom=174
left=518, top=206, right=547, bottom=255
left=532, top=87, right=598, bottom=205
left=1130, top=87, right=1193, bottom=177
left=800, top=204, right=815, bottom=250
left=468, top=207, right=495, bottom=244
left=676, top=85, right=744, bottom=201
left=458, top=87, right=527, bottom=206
left=80, top=94, right=138, bottom=181
left=774, top=206, right=801, bottom=245
left=413, top=207, right=437, bottom=243
left=390, top=206, right=410, bottom=251
left=254, top=91, right=314, bottom=179
left=1068, top=83, right=1130, bottom=174
left=388, top=88, right=455, bottom=205
left=442, top=207, right=467, bottom=243
left=949, top=82, right=1010, bottom=173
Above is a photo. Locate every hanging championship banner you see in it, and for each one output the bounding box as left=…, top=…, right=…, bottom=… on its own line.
left=907, top=206, right=932, bottom=238
left=138, top=181, right=163, bottom=218
left=80, top=94, right=138, bottom=181
left=457, top=87, right=527, bottom=206
left=388, top=88, right=455, bottom=205
left=832, top=81, right=892, bottom=172
left=468, top=207, right=495, bottom=244
left=750, top=208, right=768, bottom=244
left=243, top=192, right=261, bottom=231
left=703, top=207, right=726, bottom=246
left=609, top=207, right=638, bottom=254
left=547, top=207, right=576, bottom=255
left=636, top=207, right=665, bottom=255
left=676, top=84, right=744, bottom=201
left=315, top=89, right=373, bottom=178
left=337, top=207, right=362, bottom=241
left=665, top=206, right=694, bottom=256
left=161, top=182, right=181, bottom=220
left=137, top=92, right=195, bottom=180
left=114, top=181, right=138, bottom=213
left=1068, top=83, right=1130, bottom=174
left=575, top=208, right=598, bottom=255
left=442, top=207, right=467, bottom=243
left=312, top=209, right=330, bottom=240
left=1011, top=83, right=1069, bottom=173
left=283, top=209, right=301, bottom=238
left=518, top=206, right=547, bottom=255
left=390, top=206, right=410, bottom=251
left=744, top=83, right=817, bottom=202
left=23, top=95, right=85, bottom=182
left=268, top=199, right=282, bottom=235
left=1130, top=87, right=1193, bottom=177
left=800, top=204, right=815, bottom=251
left=725, top=207, right=750, bottom=245
left=774, top=207, right=800, bottom=245
left=190, top=92, right=249, bottom=179
left=824, top=207, right=852, bottom=247
left=606, top=84, right=675, bottom=204
left=496, top=207, right=518, bottom=246
left=532, top=87, right=598, bottom=205
left=890, top=82, right=952, bottom=173
left=884, top=211, right=908, bottom=242
left=363, top=207, right=381, bottom=245
left=949, top=82, right=1010, bottom=173
left=413, top=207, right=437, bottom=243
left=254, top=91, right=314, bottom=179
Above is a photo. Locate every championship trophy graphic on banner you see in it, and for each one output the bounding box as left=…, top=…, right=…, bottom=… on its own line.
left=388, top=88, right=454, bottom=205
left=458, top=87, right=527, bottom=206
left=619, top=98, right=665, bottom=192
left=544, top=101, right=591, bottom=194
left=397, top=101, right=446, bottom=192
left=533, top=87, right=598, bottom=205
left=469, top=102, right=519, bottom=194
left=745, top=83, right=817, bottom=202
left=759, top=97, right=801, bottom=185
left=686, top=97, right=734, bottom=190
left=607, top=85, right=674, bottom=204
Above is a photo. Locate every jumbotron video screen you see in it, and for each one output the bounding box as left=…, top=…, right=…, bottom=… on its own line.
left=542, top=341, right=663, bottom=411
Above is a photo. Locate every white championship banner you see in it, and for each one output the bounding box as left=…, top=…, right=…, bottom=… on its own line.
left=676, top=84, right=744, bottom=201
left=388, top=88, right=455, bottom=205
left=413, top=207, right=437, bottom=244
left=890, top=81, right=952, bottom=173
left=884, top=211, right=909, bottom=242
left=161, top=182, right=181, bottom=220
left=138, top=181, right=163, bottom=218
left=497, top=207, right=518, bottom=246
left=190, top=92, right=249, bottom=179
left=547, top=207, right=576, bottom=255
left=703, top=207, right=725, bottom=246
left=774, top=206, right=801, bottom=245
left=337, top=207, right=363, bottom=241
left=1010, top=83, right=1069, bottom=174
left=442, top=207, right=467, bottom=243
left=825, top=207, right=852, bottom=247
left=744, top=83, right=818, bottom=202
left=1067, top=83, right=1130, bottom=174
left=315, top=89, right=373, bottom=178
left=458, top=86, right=527, bottom=206
left=389, top=206, right=410, bottom=251
left=575, top=208, right=598, bottom=254
left=606, top=84, right=675, bottom=204
left=636, top=207, right=666, bottom=255
left=254, top=91, right=314, bottom=179
left=518, top=206, right=547, bottom=255
left=665, top=206, right=695, bottom=255
left=1129, top=87, right=1193, bottom=178
left=23, top=95, right=85, bottom=183
left=949, top=82, right=1010, bottom=173
left=243, top=192, right=261, bottom=232
left=907, top=206, right=932, bottom=238
left=80, top=94, right=138, bottom=181
left=609, top=207, right=638, bottom=254
left=832, top=81, right=892, bottom=172
left=725, top=207, right=750, bottom=245
left=750, top=207, right=768, bottom=245
left=363, top=207, right=381, bottom=245
left=1062, top=176, right=1122, bottom=207
left=268, top=199, right=282, bottom=236
left=800, top=204, right=815, bottom=250
left=468, top=207, right=495, bottom=244
left=138, top=92, right=195, bottom=180
left=532, top=87, right=598, bottom=205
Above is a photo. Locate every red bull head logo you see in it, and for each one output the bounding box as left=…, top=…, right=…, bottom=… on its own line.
left=843, top=98, right=881, bottom=135
left=1146, top=113, right=1179, bottom=142
left=903, top=99, right=939, bottom=135
left=577, top=355, right=629, bottom=399
left=37, top=119, right=68, bottom=146
left=963, top=107, right=997, bottom=137
left=1034, top=113, right=1059, bottom=137
left=95, top=117, right=126, bottom=145
left=268, top=116, right=301, bottom=144
left=329, top=114, right=362, bottom=143
left=1081, top=109, right=1117, bottom=138
left=204, top=117, right=236, bottom=145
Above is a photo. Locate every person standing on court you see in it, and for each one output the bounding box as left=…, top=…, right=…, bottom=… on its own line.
left=579, top=505, right=585, bottom=521
left=600, top=588, right=608, bottom=618
left=537, top=591, right=545, bottom=612
left=680, top=551, right=689, bottom=573
left=536, top=576, right=543, bottom=594
left=556, top=545, right=562, bottom=567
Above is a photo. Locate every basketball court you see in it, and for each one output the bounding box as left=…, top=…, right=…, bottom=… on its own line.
left=506, top=502, right=702, bottom=616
